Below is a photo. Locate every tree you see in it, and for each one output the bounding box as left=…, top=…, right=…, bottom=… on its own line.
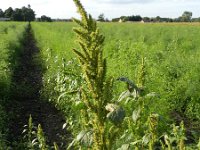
left=97, top=13, right=105, bottom=22
left=192, top=17, right=200, bottom=22
left=21, top=5, right=35, bottom=22
left=12, top=8, right=23, bottom=21
left=143, top=17, right=150, bottom=22
left=119, top=16, right=128, bottom=22
left=0, top=9, right=4, bottom=17
left=4, top=7, right=13, bottom=18
left=40, top=15, right=52, bottom=22
left=134, top=15, right=142, bottom=21
left=112, top=17, right=120, bottom=22
left=180, top=11, right=192, bottom=22
left=11, top=5, right=35, bottom=21
left=155, top=16, right=161, bottom=22
left=121, top=15, right=142, bottom=22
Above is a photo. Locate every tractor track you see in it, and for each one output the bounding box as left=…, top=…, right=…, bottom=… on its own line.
left=7, top=24, right=69, bottom=149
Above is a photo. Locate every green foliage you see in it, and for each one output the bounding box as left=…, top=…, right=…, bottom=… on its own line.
left=2, top=5, right=35, bottom=21
left=23, top=115, right=36, bottom=149
left=22, top=116, right=53, bottom=150
left=72, top=0, right=114, bottom=149
left=37, top=124, right=48, bottom=150
left=39, top=15, right=52, bottom=22
left=4, top=7, right=13, bottom=18
left=0, top=9, right=4, bottom=17
left=32, top=21, right=200, bottom=149
left=180, top=11, right=193, bottom=22
left=97, top=13, right=105, bottom=22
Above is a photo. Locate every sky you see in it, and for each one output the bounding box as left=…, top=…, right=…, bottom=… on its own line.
left=1, top=0, right=200, bottom=19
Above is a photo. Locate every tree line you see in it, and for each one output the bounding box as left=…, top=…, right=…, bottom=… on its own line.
left=99, top=11, right=200, bottom=22
left=1, top=6, right=199, bottom=23
left=0, top=5, right=35, bottom=22
left=0, top=5, right=52, bottom=22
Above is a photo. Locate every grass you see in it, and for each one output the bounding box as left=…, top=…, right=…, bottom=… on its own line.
left=0, top=22, right=27, bottom=147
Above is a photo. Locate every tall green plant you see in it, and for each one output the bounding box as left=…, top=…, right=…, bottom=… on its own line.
left=72, top=0, right=113, bottom=149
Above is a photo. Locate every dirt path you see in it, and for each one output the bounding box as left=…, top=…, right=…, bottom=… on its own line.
left=8, top=24, right=69, bottom=149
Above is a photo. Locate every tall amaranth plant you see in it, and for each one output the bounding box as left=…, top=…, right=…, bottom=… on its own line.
left=72, top=0, right=113, bottom=149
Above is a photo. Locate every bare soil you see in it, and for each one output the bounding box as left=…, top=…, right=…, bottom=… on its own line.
left=170, top=110, right=200, bottom=144
left=8, top=24, right=69, bottom=149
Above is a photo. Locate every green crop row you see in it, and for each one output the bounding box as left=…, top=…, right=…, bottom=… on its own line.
left=100, top=23, right=200, bottom=120
left=31, top=22, right=77, bottom=112
left=32, top=20, right=200, bottom=149
left=0, top=22, right=27, bottom=147
left=32, top=22, right=200, bottom=120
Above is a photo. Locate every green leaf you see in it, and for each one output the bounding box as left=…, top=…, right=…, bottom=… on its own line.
left=76, top=130, right=88, bottom=141
left=142, top=133, right=151, bottom=145
left=145, top=92, right=160, bottom=98
left=117, top=144, right=130, bottom=150
left=132, top=107, right=141, bottom=123
left=62, top=123, right=67, bottom=129
left=73, top=0, right=88, bottom=24
left=117, top=77, right=139, bottom=92
left=76, top=130, right=93, bottom=146
left=130, top=140, right=142, bottom=145
left=197, top=138, right=200, bottom=149
left=74, top=100, right=85, bottom=110
left=106, top=103, right=125, bottom=125
left=118, top=90, right=131, bottom=102
left=73, top=18, right=86, bottom=29
left=54, top=142, right=59, bottom=150
left=67, top=139, right=76, bottom=150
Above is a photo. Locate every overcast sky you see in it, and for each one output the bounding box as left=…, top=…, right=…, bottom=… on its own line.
left=1, top=0, right=200, bottom=19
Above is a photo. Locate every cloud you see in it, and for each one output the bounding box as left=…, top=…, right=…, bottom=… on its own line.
left=95, top=0, right=153, bottom=4
left=0, top=0, right=200, bottom=19
left=94, top=0, right=199, bottom=5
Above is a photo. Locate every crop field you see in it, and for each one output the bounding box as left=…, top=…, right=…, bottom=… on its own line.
left=0, top=20, right=200, bottom=149
left=31, top=22, right=200, bottom=149
left=32, top=22, right=200, bottom=118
